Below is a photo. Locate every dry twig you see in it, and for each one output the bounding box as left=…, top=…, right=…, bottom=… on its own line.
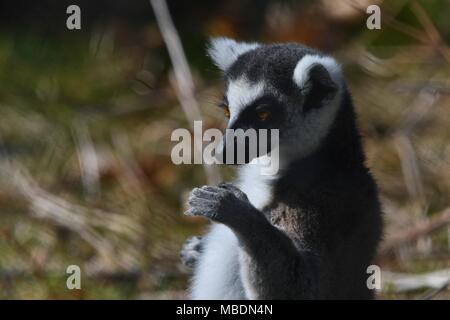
left=149, top=0, right=220, bottom=185
left=383, top=268, right=450, bottom=293
left=380, top=207, right=450, bottom=256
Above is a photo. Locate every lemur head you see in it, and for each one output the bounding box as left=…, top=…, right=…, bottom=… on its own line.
left=208, top=37, right=344, bottom=165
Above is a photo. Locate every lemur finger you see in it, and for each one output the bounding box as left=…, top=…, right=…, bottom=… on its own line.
left=218, top=182, right=233, bottom=188
left=188, top=196, right=216, bottom=208
left=184, top=207, right=218, bottom=220
left=191, top=187, right=223, bottom=200
left=199, top=185, right=219, bottom=193
left=184, top=207, right=202, bottom=216
left=218, top=182, right=241, bottom=192
left=218, top=182, right=248, bottom=200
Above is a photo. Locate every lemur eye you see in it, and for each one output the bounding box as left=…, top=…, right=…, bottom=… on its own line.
left=257, top=110, right=270, bottom=122
left=223, top=106, right=230, bottom=118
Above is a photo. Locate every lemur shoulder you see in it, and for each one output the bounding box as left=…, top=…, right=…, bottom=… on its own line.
left=181, top=38, right=383, bottom=299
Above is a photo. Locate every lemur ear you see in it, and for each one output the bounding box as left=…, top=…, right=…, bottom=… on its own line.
left=207, top=37, right=260, bottom=71
left=293, top=55, right=342, bottom=110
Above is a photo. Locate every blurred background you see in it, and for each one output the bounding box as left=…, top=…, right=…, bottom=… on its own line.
left=0, top=0, right=449, bottom=299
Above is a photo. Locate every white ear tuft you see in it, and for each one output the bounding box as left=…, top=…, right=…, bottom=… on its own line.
left=293, top=54, right=342, bottom=89
left=207, top=37, right=259, bottom=71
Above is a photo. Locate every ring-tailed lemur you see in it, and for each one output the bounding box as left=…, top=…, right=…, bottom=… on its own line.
left=181, top=38, right=383, bottom=299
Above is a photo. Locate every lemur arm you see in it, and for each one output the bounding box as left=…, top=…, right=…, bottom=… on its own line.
left=234, top=212, right=319, bottom=299
left=185, top=183, right=319, bottom=299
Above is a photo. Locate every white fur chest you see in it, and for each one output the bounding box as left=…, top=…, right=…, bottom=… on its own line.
left=237, top=163, right=275, bottom=210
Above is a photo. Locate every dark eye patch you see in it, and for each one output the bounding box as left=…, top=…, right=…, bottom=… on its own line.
left=247, top=95, right=279, bottom=112
left=234, top=94, right=283, bottom=128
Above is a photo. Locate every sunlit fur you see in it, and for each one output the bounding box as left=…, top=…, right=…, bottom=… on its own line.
left=189, top=38, right=382, bottom=299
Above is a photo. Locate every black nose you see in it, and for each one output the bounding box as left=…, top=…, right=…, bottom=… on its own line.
left=216, top=130, right=272, bottom=165
left=221, top=135, right=249, bottom=165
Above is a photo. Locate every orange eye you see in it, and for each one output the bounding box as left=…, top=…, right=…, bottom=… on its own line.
left=257, top=110, right=270, bottom=121
left=224, top=106, right=230, bottom=118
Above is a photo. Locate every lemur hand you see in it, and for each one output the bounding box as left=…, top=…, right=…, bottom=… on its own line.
left=185, top=183, right=255, bottom=227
